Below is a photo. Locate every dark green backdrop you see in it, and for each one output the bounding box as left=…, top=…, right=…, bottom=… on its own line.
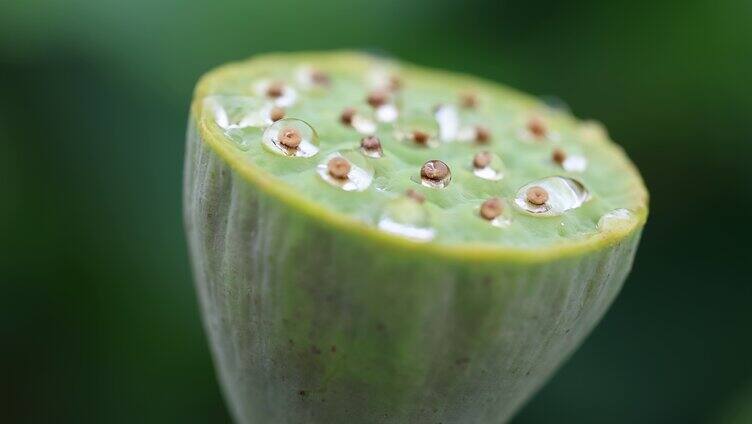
left=2, top=0, right=751, bottom=423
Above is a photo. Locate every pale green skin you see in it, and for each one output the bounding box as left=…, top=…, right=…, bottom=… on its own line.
left=184, top=52, right=648, bottom=423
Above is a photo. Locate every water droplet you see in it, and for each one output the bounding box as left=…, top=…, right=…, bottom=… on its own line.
left=472, top=151, right=505, bottom=181
left=205, top=96, right=275, bottom=150
left=418, top=160, right=451, bottom=188
left=377, top=197, right=435, bottom=241
left=435, top=104, right=460, bottom=142
left=351, top=114, right=377, bottom=135
left=375, top=104, right=399, bottom=123
left=205, top=96, right=267, bottom=130
left=562, top=155, right=587, bottom=172
left=597, top=208, right=635, bottom=232
left=262, top=118, right=320, bottom=157
left=513, top=176, right=590, bottom=216
left=254, top=80, right=298, bottom=108
left=316, top=151, right=374, bottom=191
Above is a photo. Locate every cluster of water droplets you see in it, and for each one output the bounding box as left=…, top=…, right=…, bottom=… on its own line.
left=201, top=63, right=645, bottom=243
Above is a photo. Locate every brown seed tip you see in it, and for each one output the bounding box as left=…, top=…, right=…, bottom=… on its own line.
left=278, top=127, right=301, bottom=148
left=526, top=186, right=549, bottom=205
left=266, top=81, right=285, bottom=98
left=473, top=151, right=493, bottom=169
left=270, top=107, right=285, bottom=122
left=405, top=188, right=425, bottom=203
left=421, top=160, right=450, bottom=181
left=552, top=148, right=566, bottom=165
left=310, top=69, right=330, bottom=85
left=367, top=90, right=388, bottom=108
left=527, top=117, right=547, bottom=139
left=340, top=107, right=356, bottom=126
left=475, top=126, right=491, bottom=143
left=327, top=157, right=351, bottom=179
left=360, top=135, right=382, bottom=151
left=411, top=130, right=430, bottom=145
left=480, top=198, right=504, bottom=220
left=459, top=91, right=478, bottom=108
left=388, top=75, right=402, bottom=91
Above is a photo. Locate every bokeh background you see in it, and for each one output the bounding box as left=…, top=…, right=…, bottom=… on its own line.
left=2, top=0, right=751, bottom=423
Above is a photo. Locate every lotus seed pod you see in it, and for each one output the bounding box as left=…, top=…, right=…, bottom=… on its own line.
left=184, top=52, right=649, bottom=423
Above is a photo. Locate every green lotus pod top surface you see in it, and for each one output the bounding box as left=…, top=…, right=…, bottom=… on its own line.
left=192, top=51, right=648, bottom=261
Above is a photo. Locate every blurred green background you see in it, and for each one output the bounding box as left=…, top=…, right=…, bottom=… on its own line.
left=2, top=0, right=751, bottom=423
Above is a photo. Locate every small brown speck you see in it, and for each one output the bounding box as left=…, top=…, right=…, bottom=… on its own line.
left=310, top=345, right=322, bottom=355
left=360, top=135, right=382, bottom=152
left=411, top=130, right=430, bottom=145
left=266, top=81, right=285, bottom=98
left=311, top=69, right=330, bottom=85
left=459, top=92, right=478, bottom=108
left=480, top=198, right=504, bottom=220
left=473, top=151, right=493, bottom=169
left=298, top=390, right=307, bottom=397
left=340, top=107, right=356, bottom=126
left=270, top=107, right=285, bottom=122
left=278, top=127, right=301, bottom=148
left=475, top=126, right=491, bottom=143
left=526, top=186, right=549, bottom=205
left=405, top=188, right=425, bottom=203
left=421, top=160, right=449, bottom=181
left=552, top=148, right=566, bottom=165
left=388, top=75, right=402, bottom=91
left=367, top=90, right=388, bottom=108
left=527, top=117, right=547, bottom=139
left=330, top=345, right=337, bottom=353
left=327, top=157, right=351, bottom=179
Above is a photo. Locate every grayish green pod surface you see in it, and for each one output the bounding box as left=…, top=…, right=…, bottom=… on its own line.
left=184, top=51, right=648, bottom=423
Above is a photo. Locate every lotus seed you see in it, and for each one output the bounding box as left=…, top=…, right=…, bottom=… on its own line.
left=270, top=107, right=285, bottom=122
left=412, top=130, right=430, bottom=145
left=361, top=136, right=382, bottom=152
left=480, top=198, right=504, bottom=220
left=527, top=118, right=547, bottom=139
left=459, top=92, right=478, bottom=108
left=327, top=157, right=351, bottom=179
left=388, top=75, right=402, bottom=91
left=340, top=107, right=356, bottom=126
left=552, top=148, right=566, bottom=165
left=473, top=151, right=493, bottom=169
left=421, top=160, right=449, bottom=181
left=279, top=127, right=302, bottom=148
left=475, top=126, right=491, bottom=143
left=367, top=90, right=388, bottom=108
left=405, top=188, right=425, bottom=203
left=310, top=69, right=330, bottom=85
left=266, top=81, right=285, bottom=98
left=526, top=186, right=549, bottom=205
